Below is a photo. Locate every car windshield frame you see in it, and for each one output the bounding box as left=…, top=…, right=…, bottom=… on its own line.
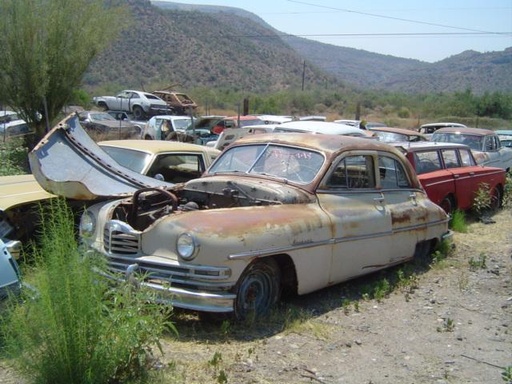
left=208, top=143, right=325, bottom=184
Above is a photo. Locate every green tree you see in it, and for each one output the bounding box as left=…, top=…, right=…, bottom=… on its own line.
left=0, top=0, right=129, bottom=146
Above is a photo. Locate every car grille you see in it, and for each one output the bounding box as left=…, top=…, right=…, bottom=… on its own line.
left=103, top=220, right=140, bottom=255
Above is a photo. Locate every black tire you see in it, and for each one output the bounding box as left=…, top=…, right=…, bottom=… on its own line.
left=97, top=102, right=108, bottom=111
left=233, top=258, right=280, bottom=321
left=440, top=195, right=455, bottom=214
left=132, top=105, right=144, bottom=120
left=489, top=186, right=502, bottom=212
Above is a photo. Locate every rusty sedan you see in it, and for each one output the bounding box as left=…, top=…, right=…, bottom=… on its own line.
left=395, top=142, right=506, bottom=213
left=30, top=121, right=452, bottom=320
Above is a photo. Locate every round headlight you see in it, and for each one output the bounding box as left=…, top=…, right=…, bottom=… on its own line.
left=176, top=233, right=198, bottom=261
left=79, top=210, right=96, bottom=238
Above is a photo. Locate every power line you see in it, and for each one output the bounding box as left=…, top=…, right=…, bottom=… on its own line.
left=285, top=0, right=507, bottom=35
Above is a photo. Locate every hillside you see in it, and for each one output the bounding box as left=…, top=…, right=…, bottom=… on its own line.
left=85, top=0, right=343, bottom=93
left=84, top=0, right=512, bottom=95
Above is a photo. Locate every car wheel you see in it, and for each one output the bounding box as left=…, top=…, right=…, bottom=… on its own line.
left=489, top=186, right=502, bottom=212
left=97, top=102, right=108, bottom=111
left=132, top=106, right=144, bottom=120
left=440, top=196, right=455, bottom=214
left=234, top=258, right=280, bottom=321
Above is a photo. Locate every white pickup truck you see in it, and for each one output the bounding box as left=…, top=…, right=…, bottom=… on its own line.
left=432, top=127, right=512, bottom=172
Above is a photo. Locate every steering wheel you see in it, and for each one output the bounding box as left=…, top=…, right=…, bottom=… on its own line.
left=131, top=187, right=178, bottom=216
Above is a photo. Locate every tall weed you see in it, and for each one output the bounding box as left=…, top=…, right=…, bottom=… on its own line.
left=1, top=198, right=175, bottom=384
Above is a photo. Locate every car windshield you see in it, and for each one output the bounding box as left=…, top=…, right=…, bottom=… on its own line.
left=432, top=133, right=483, bottom=151
left=99, top=146, right=152, bottom=174
left=208, top=143, right=324, bottom=184
left=374, top=132, right=408, bottom=142
left=173, top=118, right=193, bottom=130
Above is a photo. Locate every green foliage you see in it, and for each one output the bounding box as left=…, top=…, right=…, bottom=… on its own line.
left=502, top=366, right=512, bottom=383
left=0, top=138, right=29, bottom=175
left=437, top=317, right=455, bottom=332
left=0, top=198, right=175, bottom=384
left=0, top=0, right=129, bottom=143
left=449, top=210, right=468, bottom=233
left=468, top=253, right=487, bottom=271
left=503, top=172, right=512, bottom=208
left=472, top=182, right=493, bottom=216
left=430, top=239, right=454, bottom=266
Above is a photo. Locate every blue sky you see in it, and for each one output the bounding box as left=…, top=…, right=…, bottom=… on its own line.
left=158, top=0, right=512, bottom=62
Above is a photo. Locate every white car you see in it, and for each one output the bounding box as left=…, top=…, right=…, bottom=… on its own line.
left=93, top=90, right=172, bottom=120
left=0, top=110, right=33, bottom=139
left=141, top=115, right=195, bottom=140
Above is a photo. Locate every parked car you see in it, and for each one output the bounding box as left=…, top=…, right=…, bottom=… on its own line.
left=151, top=90, right=197, bottom=115
left=0, top=174, right=56, bottom=244
left=106, top=110, right=146, bottom=132
left=99, top=140, right=219, bottom=183
left=1, top=115, right=219, bottom=243
left=211, top=115, right=265, bottom=134
left=92, top=90, right=172, bottom=120
left=0, top=238, right=22, bottom=301
left=370, top=127, right=428, bottom=143
left=28, top=120, right=452, bottom=320
left=431, top=127, right=512, bottom=171
left=495, top=130, right=512, bottom=148
left=0, top=110, right=34, bottom=140
left=394, top=142, right=506, bottom=213
left=207, top=120, right=372, bottom=151
left=141, top=115, right=195, bottom=140
left=418, top=122, right=466, bottom=135
left=77, top=111, right=141, bottom=140
left=334, top=119, right=387, bottom=130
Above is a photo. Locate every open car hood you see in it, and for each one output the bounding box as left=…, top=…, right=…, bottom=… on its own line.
left=29, top=114, right=172, bottom=200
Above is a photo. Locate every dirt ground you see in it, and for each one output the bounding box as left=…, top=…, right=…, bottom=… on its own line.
left=1, top=208, right=511, bottom=384
left=161, top=208, right=512, bottom=384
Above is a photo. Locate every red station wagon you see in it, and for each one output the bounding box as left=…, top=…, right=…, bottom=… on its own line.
left=395, top=142, right=506, bottom=213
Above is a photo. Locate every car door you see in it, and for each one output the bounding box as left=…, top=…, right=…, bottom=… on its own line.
left=414, top=149, right=456, bottom=208
left=378, top=152, right=428, bottom=263
left=440, top=148, right=475, bottom=210
left=318, top=152, right=393, bottom=284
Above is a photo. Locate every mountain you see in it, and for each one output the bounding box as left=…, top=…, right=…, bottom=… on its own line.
left=85, top=0, right=343, bottom=93
left=84, top=0, right=512, bottom=95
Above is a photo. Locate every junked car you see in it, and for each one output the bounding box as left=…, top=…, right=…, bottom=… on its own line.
left=29, top=119, right=452, bottom=320
left=431, top=127, right=512, bottom=171
left=93, top=90, right=172, bottom=120
left=394, top=142, right=506, bottom=213
left=141, top=115, right=195, bottom=140
left=495, top=130, right=512, bottom=148
left=0, top=117, right=219, bottom=244
left=0, top=110, right=34, bottom=140
left=77, top=111, right=141, bottom=140
left=370, top=127, right=428, bottom=143
left=151, top=90, right=197, bottom=115
left=0, top=238, right=22, bottom=301
left=418, top=122, right=466, bottom=135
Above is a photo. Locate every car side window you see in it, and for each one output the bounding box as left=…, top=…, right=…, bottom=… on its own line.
left=327, top=155, right=375, bottom=189
left=459, top=149, right=476, bottom=166
left=485, top=136, right=497, bottom=151
left=415, top=151, right=442, bottom=174
left=378, top=155, right=410, bottom=189
left=148, top=154, right=205, bottom=183
left=441, top=149, right=460, bottom=168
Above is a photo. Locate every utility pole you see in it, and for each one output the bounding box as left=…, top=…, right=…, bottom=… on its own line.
left=301, top=60, right=306, bottom=91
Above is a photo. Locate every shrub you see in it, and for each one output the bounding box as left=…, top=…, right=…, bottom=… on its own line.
left=1, top=198, right=175, bottom=384
left=0, top=138, right=29, bottom=176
